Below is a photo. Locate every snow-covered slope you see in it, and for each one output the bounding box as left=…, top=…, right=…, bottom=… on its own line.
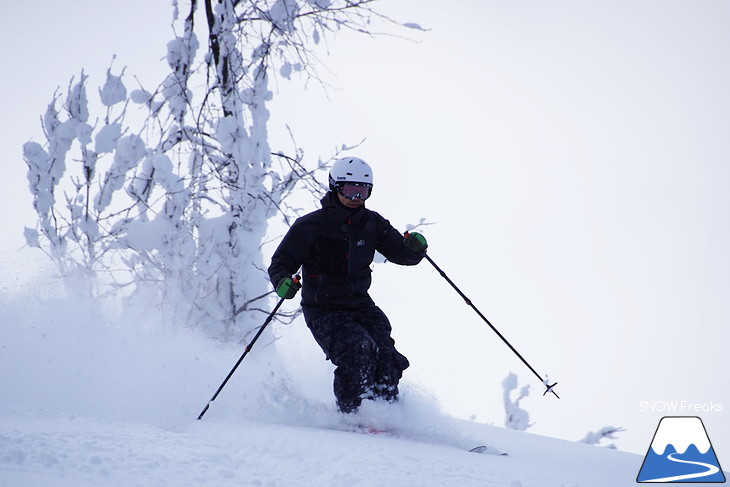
left=0, top=274, right=643, bottom=486
left=1, top=410, right=641, bottom=487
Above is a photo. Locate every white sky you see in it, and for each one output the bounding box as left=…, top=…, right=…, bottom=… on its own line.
left=2, top=0, right=729, bottom=456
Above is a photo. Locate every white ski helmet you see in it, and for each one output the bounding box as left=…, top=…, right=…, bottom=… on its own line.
left=328, top=157, right=374, bottom=200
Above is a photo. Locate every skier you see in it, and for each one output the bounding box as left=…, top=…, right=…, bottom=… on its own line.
left=268, top=156, right=428, bottom=414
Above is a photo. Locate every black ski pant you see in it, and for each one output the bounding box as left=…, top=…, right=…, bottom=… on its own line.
left=306, top=306, right=410, bottom=413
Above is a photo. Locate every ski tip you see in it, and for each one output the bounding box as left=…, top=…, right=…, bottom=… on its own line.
left=365, top=427, right=391, bottom=435
left=348, top=424, right=394, bottom=436
left=469, top=445, right=508, bottom=456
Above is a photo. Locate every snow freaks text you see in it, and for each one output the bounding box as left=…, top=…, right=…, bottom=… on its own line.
left=639, top=401, right=724, bottom=413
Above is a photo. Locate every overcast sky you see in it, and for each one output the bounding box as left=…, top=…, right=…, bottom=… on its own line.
left=2, top=0, right=729, bottom=455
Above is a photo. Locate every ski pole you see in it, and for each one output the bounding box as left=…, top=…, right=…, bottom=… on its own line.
left=418, top=248, right=559, bottom=398
left=197, top=276, right=299, bottom=420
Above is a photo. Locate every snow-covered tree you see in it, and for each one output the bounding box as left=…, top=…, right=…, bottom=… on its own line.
left=502, top=372, right=532, bottom=431
left=579, top=426, right=625, bottom=449
left=23, top=0, right=418, bottom=339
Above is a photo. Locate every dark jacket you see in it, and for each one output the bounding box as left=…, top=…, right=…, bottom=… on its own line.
left=268, top=192, right=423, bottom=321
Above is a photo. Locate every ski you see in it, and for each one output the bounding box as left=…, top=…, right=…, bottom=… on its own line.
left=470, top=445, right=509, bottom=456
left=344, top=422, right=509, bottom=456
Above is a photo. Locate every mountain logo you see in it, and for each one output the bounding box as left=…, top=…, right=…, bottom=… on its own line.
left=637, top=416, right=726, bottom=483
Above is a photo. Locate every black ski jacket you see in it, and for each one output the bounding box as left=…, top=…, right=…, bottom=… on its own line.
left=268, top=192, right=424, bottom=321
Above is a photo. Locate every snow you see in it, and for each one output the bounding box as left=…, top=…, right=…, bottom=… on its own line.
left=94, top=122, right=122, bottom=154
left=22, top=142, right=52, bottom=214
left=579, top=426, right=625, bottom=449
left=99, top=67, right=127, bottom=107
left=0, top=408, right=642, bottom=487
left=67, top=73, right=89, bottom=123
left=0, top=269, right=645, bottom=487
left=305, top=0, right=331, bottom=9
left=5, top=1, right=728, bottom=484
left=123, top=219, right=174, bottom=252
left=94, top=134, right=147, bottom=212
left=162, top=32, right=198, bottom=123
left=268, top=0, right=300, bottom=34
left=650, top=417, right=712, bottom=455
left=502, top=372, right=531, bottom=431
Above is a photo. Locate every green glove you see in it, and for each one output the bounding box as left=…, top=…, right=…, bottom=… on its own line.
left=276, top=275, right=301, bottom=299
left=404, top=232, right=428, bottom=254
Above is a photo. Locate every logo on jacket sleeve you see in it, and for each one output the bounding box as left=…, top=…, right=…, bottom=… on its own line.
left=356, top=239, right=365, bottom=247
left=636, top=416, right=726, bottom=483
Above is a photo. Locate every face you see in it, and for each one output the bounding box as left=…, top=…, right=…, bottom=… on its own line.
left=337, top=191, right=364, bottom=208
